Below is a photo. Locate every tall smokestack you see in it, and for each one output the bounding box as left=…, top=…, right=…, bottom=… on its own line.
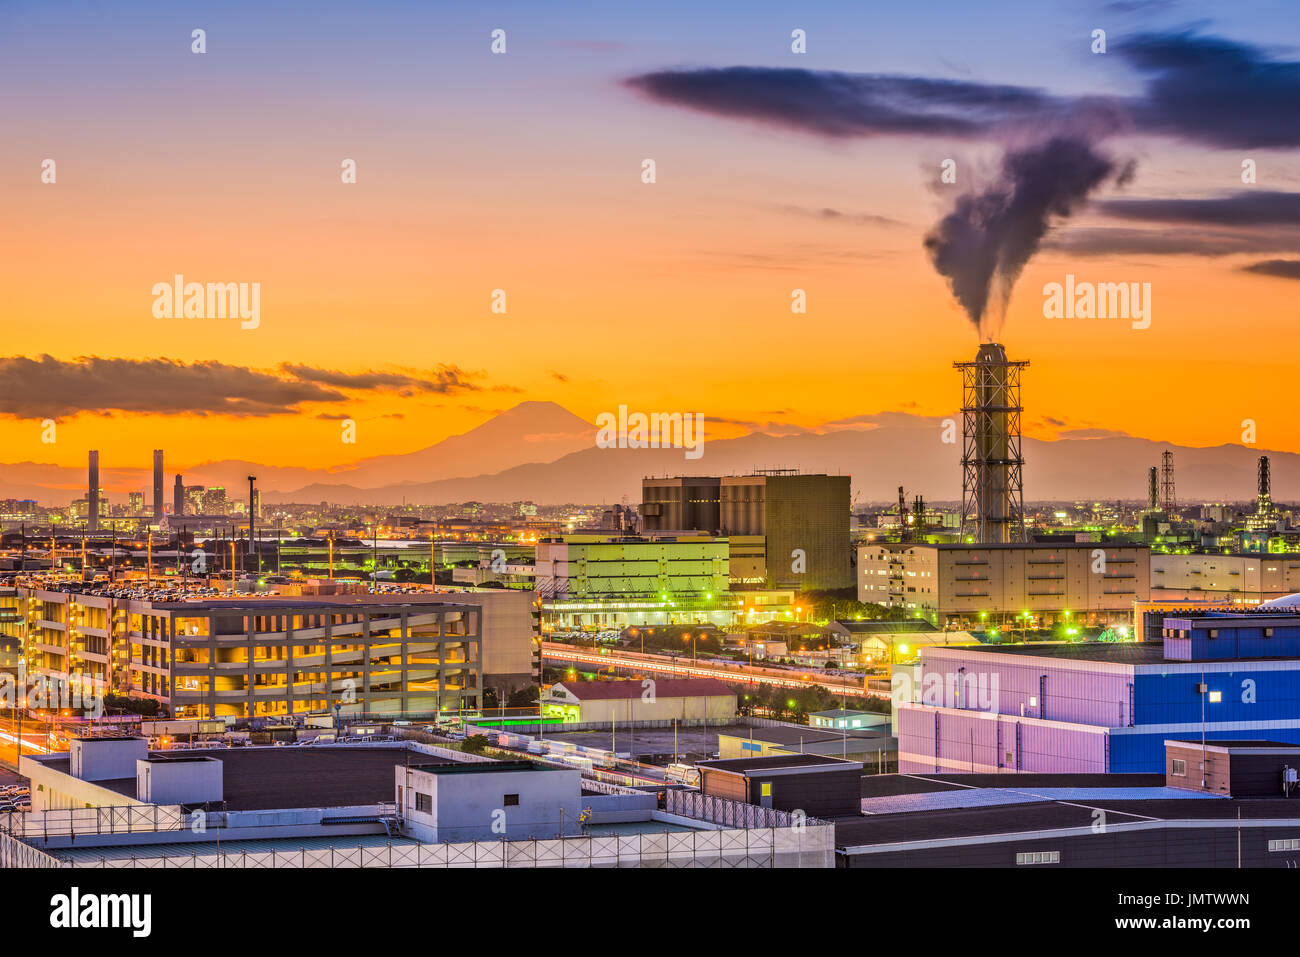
left=955, top=342, right=1027, bottom=544
left=173, top=474, right=185, bottom=517
left=1147, top=466, right=1159, bottom=511
left=1257, top=455, right=1274, bottom=519
left=247, top=475, right=257, bottom=567
left=1160, top=450, right=1176, bottom=515
left=88, top=450, right=100, bottom=534
left=152, top=450, right=164, bottom=522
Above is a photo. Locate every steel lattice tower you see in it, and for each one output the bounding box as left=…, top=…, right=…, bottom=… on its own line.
left=1160, top=450, right=1176, bottom=515
left=955, top=342, right=1028, bottom=544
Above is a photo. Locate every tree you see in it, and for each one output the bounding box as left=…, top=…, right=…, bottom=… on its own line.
left=460, top=734, right=491, bottom=755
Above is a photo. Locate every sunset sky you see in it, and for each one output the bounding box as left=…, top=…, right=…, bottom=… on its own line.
left=1, top=0, right=1297, bottom=481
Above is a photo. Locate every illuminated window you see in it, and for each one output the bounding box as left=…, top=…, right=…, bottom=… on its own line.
left=1269, top=839, right=1300, bottom=852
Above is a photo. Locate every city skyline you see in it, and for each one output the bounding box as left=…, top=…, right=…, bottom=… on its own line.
left=1, top=0, right=1298, bottom=476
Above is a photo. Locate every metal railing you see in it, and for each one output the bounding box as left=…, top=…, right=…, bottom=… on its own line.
left=664, top=789, right=828, bottom=830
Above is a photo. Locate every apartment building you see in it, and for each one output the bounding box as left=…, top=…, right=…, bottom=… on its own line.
left=0, top=588, right=486, bottom=718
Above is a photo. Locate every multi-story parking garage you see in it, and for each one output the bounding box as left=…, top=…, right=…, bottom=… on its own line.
left=0, top=588, right=483, bottom=718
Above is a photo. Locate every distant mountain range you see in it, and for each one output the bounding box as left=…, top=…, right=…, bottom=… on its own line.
left=0, top=401, right=1292, bottom=507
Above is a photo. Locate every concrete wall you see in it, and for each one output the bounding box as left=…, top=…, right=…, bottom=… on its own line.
left=898, top=704, right=1110, bottom=774
left=434, top=591, right=535, bottom=690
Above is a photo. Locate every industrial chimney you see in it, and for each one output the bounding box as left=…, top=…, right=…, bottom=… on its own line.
left=1147, top=466, right=1160, bottom=512
left=88, top=450, right=100, bottom=534
left=247, top=475, right=257, bottom=569
left=955, top=342, right=1028, bottom=544
left=152, top=450, right=164, bottom=522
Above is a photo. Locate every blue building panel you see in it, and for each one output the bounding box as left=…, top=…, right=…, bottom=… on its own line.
left=1133, top=665, right=1300, bottom=726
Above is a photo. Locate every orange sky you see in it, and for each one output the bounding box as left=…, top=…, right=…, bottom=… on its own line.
left=1, top=2, right=1297, bottom=474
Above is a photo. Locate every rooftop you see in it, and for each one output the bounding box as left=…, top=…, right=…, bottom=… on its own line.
left=152, top=595, right=457, bottom=611
left=1166, top=739, right=1300, bottom=752
left=35, top=745, right=460, bottom=810
left=717, top=724, right=888, bottom=746
left=830, top=620, right=938, bottom=634
left=550, top=678, right=735, bottom=700
left=699, top=754, right=861, bottom=774
left=408, top=760, right=557, bottom=775
left=933, top=640, right=1300, bottom=665
left=836, top=772, right=1300, bottom=850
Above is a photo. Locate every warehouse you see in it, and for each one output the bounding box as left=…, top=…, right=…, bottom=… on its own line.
left=896, top=613, right=1300, bottom=773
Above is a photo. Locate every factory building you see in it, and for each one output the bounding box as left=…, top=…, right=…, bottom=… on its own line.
left=857, top=541, right=1149, bottom=627
left=1150, top=552, right=1300, bottom=604
left=641, top=472, right=852, bottom=590
left=897, top=607, right=1300, bottom=774
left=535, top=534, right=730, bottom=600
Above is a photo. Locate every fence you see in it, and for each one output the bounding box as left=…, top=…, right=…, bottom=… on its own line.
left=0, top=804, right=187, bottom=840
left=664, top=789, right=827, bottom=830
left=0, top=831, right=65, bottom=868
left=59, top=826, right=833, bottom=868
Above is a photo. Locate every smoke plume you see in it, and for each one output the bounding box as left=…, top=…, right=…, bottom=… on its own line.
left=924, top=136, right=1134, bottom=338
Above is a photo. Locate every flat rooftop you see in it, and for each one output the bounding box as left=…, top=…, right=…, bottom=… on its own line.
left=700, top=754, right=859, bottom=774
left=836, top=772, right=1300, bottom=850
left=1166, top=739, right=1300, bottom=751
left=409, top=760, right=557, bottom=775
left=152, top=595, right=456, bottom=611
left=720, top=724, right=888, bottom=747
left=36, top=746, right=460, bottom=810
left=940, top=641, right=1300, bottom=665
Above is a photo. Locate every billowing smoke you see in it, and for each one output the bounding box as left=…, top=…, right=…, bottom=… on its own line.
left=924, top=136, right=1134, bottom=338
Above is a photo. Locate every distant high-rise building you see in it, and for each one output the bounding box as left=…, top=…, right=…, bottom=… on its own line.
left=173, top=474, right=185, bottom=516
left=128, top=491, right=145, bottom=513
left=152, top=450, right=164, bottom=521
left=202, top=486, right=228, bottom=515
left=186, top=485, right=206, bottom=514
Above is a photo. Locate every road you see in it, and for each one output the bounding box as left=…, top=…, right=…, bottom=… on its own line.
left=540, top=641, right=889, bottom=698
left=0, top=714, right=54, bottom=771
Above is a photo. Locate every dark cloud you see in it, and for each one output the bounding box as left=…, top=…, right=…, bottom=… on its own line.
left=280, top=363, right=478, bottom=394
left=625, top=67, right=1067, bottom=139
left=1095, top=190, right=1300, bottom=225
left=1241, top=259, right=1300, bottom=280
left=1045, top=225, right=1300, bottom=256
left=1117, top=31, right=1300, bottom=148
left=549, top=371, right=570, bottom=383
left=776, top=205, right=904, bottom=227
left=625, top=31, right=1299, bottom=149
left=0, top=356, right=345, bottom=419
